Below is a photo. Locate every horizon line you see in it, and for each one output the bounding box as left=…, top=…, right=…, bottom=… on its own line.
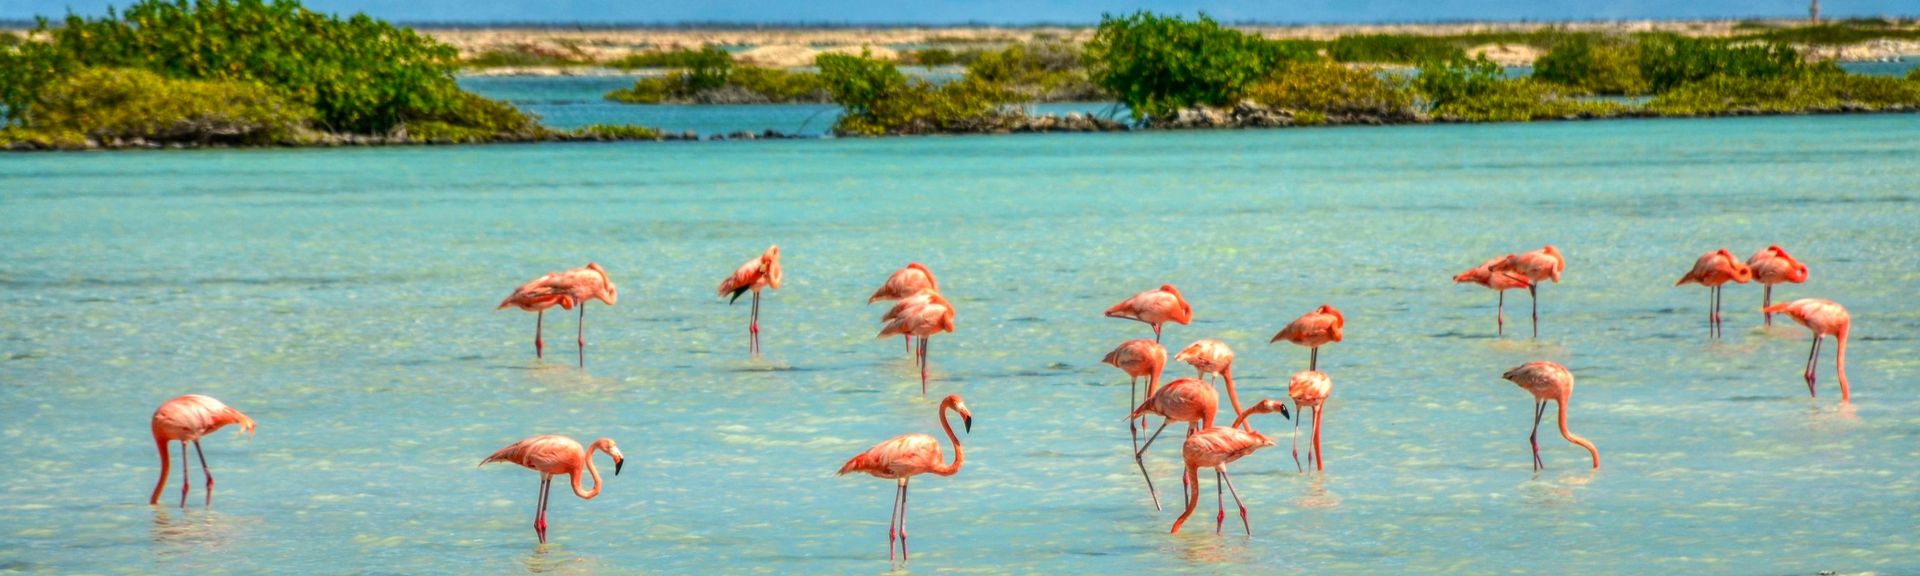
left=2, top=14, right=1916, bottom=30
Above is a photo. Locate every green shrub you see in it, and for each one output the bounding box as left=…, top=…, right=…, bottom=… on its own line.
left=1908, top=66, right=1920, bottom=82
left=1417, top=55, right=1620, bottom=121
left=1327, top=34, right=1465, bottom=64
left=605, top=76, right=675, bottom=104
left=1646, top=72, right=1920, bottom=116
left=570, top=124, right=663, bottom=139
left=1244, top=61, right=1415, bottom=119
left=605, top=66, right=825, bottom=104
left=21, top=67, right=313, bottom=145
left=1740, top=23, right=1920, bottom=45
left=1636, top=34, right=1806, bottom=93
left=1083, top=11, right=1309, bottom=120
left=3, top=0, right=524, bottom=137
left=818, top=52, right=1015, bottom=135
left=1532, top=35, right=1650, bottom=95
left=904, top=48, right=964, bottom=67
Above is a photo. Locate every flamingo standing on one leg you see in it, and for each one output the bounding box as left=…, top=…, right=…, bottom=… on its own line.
left=1763, top=298, right=1851, bottom=402
left=1748, top=246, right=1809, bottom=327
left=837, top=394, right=972, bottom=566
left=479, top=435, right=625, bottom=544
left=1170, top=409, right=1285, bottom=536
left=1454, top=255, right=1532, bottom=336
left=499, top=263, right=618, bottom=367
left=869, top=262, right=939, bottom=354
left=1128, top=377, right=1219, bottom=510
left=1675, top=249, right=1753, bottom=339
left=1103, top=338, right=1167, bottom=509
left=1271, top=305, right=1344, bottom=371
left=1500, top=361, right=1600, bottom=471
left=718, top=245, right=783, bottom=356
left=1174, top=339, right=1245, bottom=422
left=879, top=293, right=956, bottom=394
left=1285, top=370, right=1332, bottom=472
left=1492, top=245, right=1564, bottom=338
left=1105, top=284, right=1193, bottom=342
left=150, top=394, right=256, bottom=508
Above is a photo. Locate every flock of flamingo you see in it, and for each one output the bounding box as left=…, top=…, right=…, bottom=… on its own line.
left=145, top=242, right=1854, bottom=564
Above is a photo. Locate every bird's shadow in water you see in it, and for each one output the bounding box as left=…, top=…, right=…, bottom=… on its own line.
left=523, top=543, right=601, bottom=574
left=149, top=506, right=250, bottom=554
left=1168, top=530, right=1259, bottom=566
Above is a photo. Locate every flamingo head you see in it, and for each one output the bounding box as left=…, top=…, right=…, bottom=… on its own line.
left=1245, top=398, right=1291, bottom=421
left=762, top=245, right=783, bottom=289
left=587, top=263, right=618, bottom=305
left=1318, top=304, right=1345, bottom=327
left=941, top=395, right=973, bottom=433
left=591, top=438, right=626, bottom=475
left=907, top=262, right=937, bottom=289
left=1786, top=260, right=1809, bottom=283
left=1172, top=341, right=1204, bottom=364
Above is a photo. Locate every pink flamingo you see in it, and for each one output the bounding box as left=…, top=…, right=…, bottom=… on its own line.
left=1285, top=370, right=1333, bottom=472
left=1271, top=304, right=1344, bottom=371
left=1748, top=246, right=1809, bottom=327
left=1676, top=249, right=1753, bottom=338
left=1105, top=284, right=1193, bottom=342
left=1174, top=339, right=1244, bottom=420
left=878, top=293, right=956, bottom=394
left=718, top=245, right=783, bottom=356
left=499, top=262, right=618, bottom=367
left=1169, top=408, right=1286, bottom=536
left=1128, top=376, right=1219, bottom=509
left=1763, top=298, right=1851, bottom=402
left=479, top=435, right=625, bottom=544
left=1102, top=339, right=1166, bottom=470
left=150, top=394, right=256, bottom=508
left=869, top=262, right=939, bottom=353
left=837, top=394, right=972, bottom=565
left=1454, top=255, right=1532, bottom=336
left=1492, top=245, right=1564, bottom=338
left=1501, top=361, right=1599, bottom=471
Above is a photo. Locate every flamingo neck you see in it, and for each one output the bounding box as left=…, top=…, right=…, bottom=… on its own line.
left=934, top=406, right=965, bottom=476
left=1835, top=332, right=1850, bottom=402
left=1170, top=465, right=1200, bottom=533
left=571, top=446, right=604, bottom=499
left=1557, top=399, right=1600, bottom=469
left=1221, top=366, right=1243, bottom=420
left=149, top=431, right=171, bottom=505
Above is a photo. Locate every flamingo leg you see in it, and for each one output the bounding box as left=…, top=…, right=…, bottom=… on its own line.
left=918, top=338, right=929, bottom=395
left=193, top=440, right=213, bottom=508
left=750, top=291, right=761, bottom=356
left=1135, top=420, right=1168, bottom=510
left=1763, top=285, right=1773, bottom=327
left=179, top=441, right=190, bottom=508
left=1530, top=400, right=1547, bottom=471
left=576, top=306, right=586, bottom=368
left=532, top=476, right=548, bottom=544
left=535, top=310, right=544, bottom=359
left=1713, top=285, right=1723, bottom=338
left=1805, top=335, right=1823, bottom=397
left=1530, top=284, right=1539, bottom=339
left=899, top=478, right=911, bottom=564
left=905, top=335, right=912, bottom=356
left=1497, top=291, right=1505, bottom=336
left=1292, top=407, right=1304, bottom=472
left=1221, top=469, right=1251, bottom=536
left=1310, top=347, right=1319, bottom=371
left=1214, top=469, right=1225, bottom=534
left=1152, top=323, right=1162, bottom=342
left=1128, top=377, right=1140, bottom=454
left=888, top=480, right=902, bottom=563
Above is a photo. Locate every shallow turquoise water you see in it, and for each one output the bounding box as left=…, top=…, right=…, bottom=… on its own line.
left=2, top=112, right=1919, bottom=575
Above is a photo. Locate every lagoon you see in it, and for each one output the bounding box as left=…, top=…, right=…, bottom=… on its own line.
left=1, top=109, right=1918, bottom=574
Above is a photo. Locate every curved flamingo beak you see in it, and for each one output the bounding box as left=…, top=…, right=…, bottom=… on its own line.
left=962, top=414, right=973, bottom=433
left=614, top=457, right=624, bottom=476
left=1278, top=404, right=1292, bottom=420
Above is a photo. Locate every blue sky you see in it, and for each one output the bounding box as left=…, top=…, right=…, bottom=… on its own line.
left=1, top=0, right=1910, bottom=24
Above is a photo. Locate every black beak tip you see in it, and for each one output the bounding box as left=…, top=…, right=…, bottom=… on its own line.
left=614, top=460, right=624, bottom=476
left=963, top=416, right=973, bottom=434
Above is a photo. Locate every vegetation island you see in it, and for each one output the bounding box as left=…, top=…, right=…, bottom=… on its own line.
left=2, top=0, right=1917, bottom=148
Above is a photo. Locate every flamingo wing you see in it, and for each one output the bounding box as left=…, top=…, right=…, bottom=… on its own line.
left=838, top=433, right=940, bottom=478
left=481, top=435, right=584, bottom=474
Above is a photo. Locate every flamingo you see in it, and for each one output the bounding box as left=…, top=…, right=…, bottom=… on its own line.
left=1102, top=338, right=1167, bottom=490
left=479, top=435, right=625, bottom=544
left=499, top=262, right=618, bottom=367
left=1454, top=255, right=1532, bottom=336
left=869, top=262, right=939, bottom=354
left=1675, top=249, right=1753, bottom=339
left=718, top=245, right=783, bottom=356
left=1500, top=361, right=1599, bottom=471
left=1174, top=339, right=1244, bottom=420
left=150, top=394, right=256, bottom=508
left=1748, top=246, right=1809, bottom=327
left=1128, top=376, right=1219, bottom=510
left=1763, top=298, right=1851, bottom=402
left=1169, top=408, right=1286, bottom=536
left=1271, top=304, right=1344, bottom=371
left=1285, top=370, right=1333, bottom=472
left=1105, top=284, right=1193, bottom=342
left=878, top=293, right=956, bottom=394
left=837, top=394, right=972, bottom=565
left=1492, top=245, right=1564, bottom=338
